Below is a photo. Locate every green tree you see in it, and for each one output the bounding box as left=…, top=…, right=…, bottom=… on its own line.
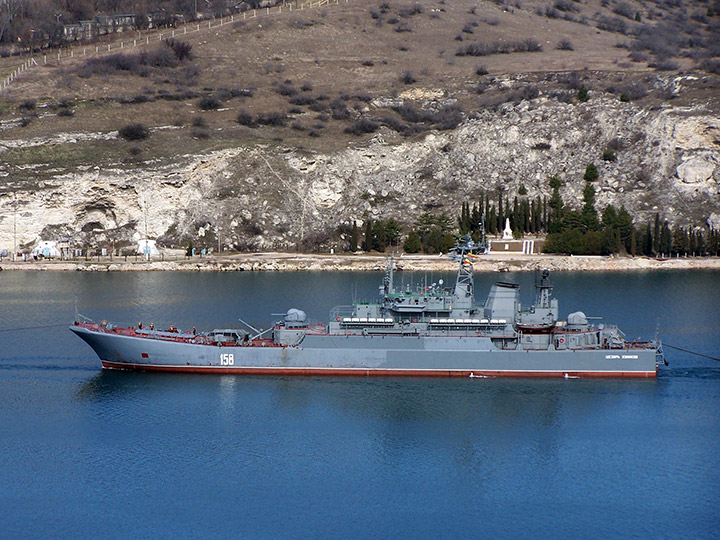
left=403, top=230, right=422, bottom=253
left=363, top=219, right=373, bottom=251
left=584, top=163, right=599, bottom=181
left=372, top=221, right=387, bottom=252
left=581, top=183, right=599, bottom=231
left=548, top=176, right=565, bottom=232
left=349, top=221, right=359, bottom=252
left=382, top=218, right=402, bottom=249
left=617, top=207, right=634, bottom=252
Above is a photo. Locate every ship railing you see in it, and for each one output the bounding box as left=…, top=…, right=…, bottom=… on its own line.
left=330, top=305, right=355, bottom=320
left=74, top=312, right=94, bottom=324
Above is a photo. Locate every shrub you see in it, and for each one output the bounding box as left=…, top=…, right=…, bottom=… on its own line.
left=612, top=2, right=635, bottom=19
left=309, top=101, right=329, bottom=112
left=118, top=123, right=150, bottom=141
left=554, top=0, right=579, bottom=12
left=701, top=59, right=720, bottom=74
left=191, top=128, right=210, bottom=139
left=584, top=163, right=599, bottom=181
left=19, top=116, right=33, bottom=127
left=596, top=15, right=628, bottom=34
left=141, top=47, right=179, bottom=68
left=330, top=100, right=350, bottom=119
left=57, top=108, right=75, bottom=117
left=602, top=149, right=617, bottom=162
left=198, top=95, right=222, bottom=110
left=557, top=39, right=574, bottom=50
left=650, top=59, right=679, bottom=71
left=520, top=85, right=540, bottom=100
left=399, top=4, right=423, bottom=17
left=164, top=39, right=192, bottom=61
left=18, top=99, right=36, bottom=111
left=230, top=88, right=254, bottom=98
left=577, top=86, right=589, bottom=102
left=300, top=82, right=313, bottom=92
left=289, top=95, right=317, bottom=106
left=362, top=60, right=374, bottom=66
left=276, top=83, right=297, bottom=96
left=456, top=39, right=542, bottom=56
left=345, top=117, right=379, bottom=135
left=532, top=142, right=551, bottom=150
left=401, top=70, right=417, bottom=84
left=256, top=112, right=287, bottom=126
left=629, top=51, right=649, bottom=62
left=379, top=114, right=408, bottom=133
left=475, top=65, right=488, bottom=75
left=192, top=116, right=207, bottom=128
left=395, top=22, right=413, bottom=32
left=236, top=110, right=256, bottom=126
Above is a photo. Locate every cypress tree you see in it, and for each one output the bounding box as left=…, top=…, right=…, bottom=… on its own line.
left=349, top=221, right=359, bottom=252
left=652, top=213, right=660, bottom=254
left=498, top=191, right=504, bottom=232
left=364, top=219, right=373, bottom=252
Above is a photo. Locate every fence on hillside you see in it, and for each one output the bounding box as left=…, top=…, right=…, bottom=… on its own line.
left=1, top=0, right=351, bottom=95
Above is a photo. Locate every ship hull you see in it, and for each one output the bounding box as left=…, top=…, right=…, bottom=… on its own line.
left=71, top=326, right=658, bottom=378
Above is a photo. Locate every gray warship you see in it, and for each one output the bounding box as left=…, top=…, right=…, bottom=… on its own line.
left=71, top=236, right=664, bottom=378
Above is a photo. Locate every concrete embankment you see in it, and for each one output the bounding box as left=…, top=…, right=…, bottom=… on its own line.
left=1, top=253, right=719, bottom=272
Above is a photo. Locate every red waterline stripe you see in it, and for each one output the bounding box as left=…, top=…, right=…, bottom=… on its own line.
left=100, top=362, right=656, bottom=378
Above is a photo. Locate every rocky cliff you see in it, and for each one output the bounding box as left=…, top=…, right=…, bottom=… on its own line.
left=1, top=88, right=719, bottom=252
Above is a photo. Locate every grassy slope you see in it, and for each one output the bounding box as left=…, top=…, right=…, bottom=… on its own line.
left=0, top=0, right=718, bottom=183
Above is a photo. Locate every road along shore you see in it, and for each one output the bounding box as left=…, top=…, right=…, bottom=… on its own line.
left=2, top=252, right=719, bottom=272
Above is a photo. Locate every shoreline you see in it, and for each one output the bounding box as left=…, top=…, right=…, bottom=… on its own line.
left=2, top=252, right=720, bottom=272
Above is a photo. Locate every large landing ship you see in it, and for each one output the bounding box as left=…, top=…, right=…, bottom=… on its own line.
left=71, top=237, right=664, bottom=378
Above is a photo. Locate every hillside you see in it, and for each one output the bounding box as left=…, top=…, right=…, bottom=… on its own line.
left=1, top=0, right=719, bottom=254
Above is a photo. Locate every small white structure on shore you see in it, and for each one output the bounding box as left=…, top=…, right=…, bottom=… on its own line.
left=32, top=240, right=61, bottom=258
left=136, top=239, right=160, bottom=259
left=502, top=218, right=514, bottom=240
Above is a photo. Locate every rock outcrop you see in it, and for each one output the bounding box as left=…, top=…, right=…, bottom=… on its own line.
left=1, top=95, right=718, bottom=251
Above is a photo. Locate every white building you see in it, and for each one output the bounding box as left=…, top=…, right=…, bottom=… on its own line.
left=32, top=240, right=61, bottom=258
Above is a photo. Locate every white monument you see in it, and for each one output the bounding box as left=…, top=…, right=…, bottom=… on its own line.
left=502, top=218, right=513, bottom=240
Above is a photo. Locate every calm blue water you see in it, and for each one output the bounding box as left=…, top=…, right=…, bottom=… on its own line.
left=1, top=270, right=719, bottom=539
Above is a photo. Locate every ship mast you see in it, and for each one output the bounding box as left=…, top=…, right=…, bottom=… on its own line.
left=535, top=269, right=553, bottom=309
left=449, top=234, right=484, bottom=298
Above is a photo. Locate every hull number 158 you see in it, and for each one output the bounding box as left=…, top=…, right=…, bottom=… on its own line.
left=220, top=353, right=235, bottom=366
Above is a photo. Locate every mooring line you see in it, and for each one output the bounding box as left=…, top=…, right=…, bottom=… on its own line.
left=664, top=343, right=720, bottom=362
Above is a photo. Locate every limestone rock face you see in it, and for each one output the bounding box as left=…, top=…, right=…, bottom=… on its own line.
left=1, top=98, right=718, bottom=251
